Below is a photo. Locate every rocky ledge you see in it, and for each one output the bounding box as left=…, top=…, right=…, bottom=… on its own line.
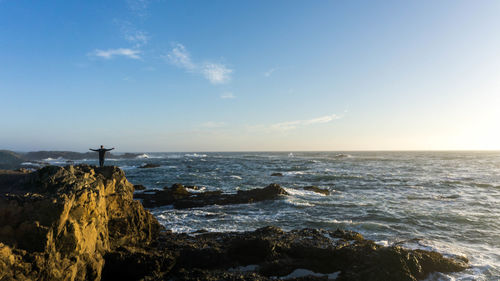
left=0, top=165, right=468, bottom=281
left=135, top=183, right=289, bottom=209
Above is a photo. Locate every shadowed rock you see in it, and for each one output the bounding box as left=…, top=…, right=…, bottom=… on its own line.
left=102, top=226, right=467, bottom=281
left=0, top=165, right=469, bottom=281
left=135, top=183, right=288, bottom=209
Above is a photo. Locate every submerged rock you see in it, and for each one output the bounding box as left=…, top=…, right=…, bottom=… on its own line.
left=138, top=163, right=160, bottom=169
left=135, top=183, right=288, bottom=209
left=0, top=165, right=469, bottom=281
left=271, top=172, right=284, bottom=177
left=303, top=186, right=329, bottom=195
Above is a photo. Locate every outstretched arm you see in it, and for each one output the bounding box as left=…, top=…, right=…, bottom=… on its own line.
left=105, top=148, right=115, bottom=151
left=89, top=148, right=98, bottom=151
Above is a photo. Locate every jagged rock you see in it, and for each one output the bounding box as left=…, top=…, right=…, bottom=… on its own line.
left=0, top=166, right=469, bottom=281
left=127, top=226, right=467, bottom=281
left=0, top=165, right=160, bottom=281
left=138, top=163, right=160, bottom=169
left=271, top=173, right=284, bottom=177
left=303, top=186, right=329, bottom=195
left=135, top=183, right=288, bottom=209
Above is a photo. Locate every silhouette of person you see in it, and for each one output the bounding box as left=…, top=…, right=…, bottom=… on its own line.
left=90, top=145, right=115, bottom=167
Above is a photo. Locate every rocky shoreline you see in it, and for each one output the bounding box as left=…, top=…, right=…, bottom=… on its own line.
left=0, top=165, right=469, bottom=280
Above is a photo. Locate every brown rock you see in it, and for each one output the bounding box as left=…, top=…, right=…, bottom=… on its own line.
left=0, top=165, right=160, bottom=281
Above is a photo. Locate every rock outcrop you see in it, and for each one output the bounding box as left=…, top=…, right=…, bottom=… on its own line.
left=135, top=183, right=289, bottom=209
left=0, top=165, right=160, bottom=281
left=102, top=226, right=468, bottom=281
left=0, top=165, right=469, bottom=281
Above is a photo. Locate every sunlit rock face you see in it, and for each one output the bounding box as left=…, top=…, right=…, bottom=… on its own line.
left=0, top=165, right=160, bottom=281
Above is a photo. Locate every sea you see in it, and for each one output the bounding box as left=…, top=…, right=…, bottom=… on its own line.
left=32, top=151, right=500, bottom=280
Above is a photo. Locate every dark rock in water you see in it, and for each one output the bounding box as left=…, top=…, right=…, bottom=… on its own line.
left=134, top=184, right=146, bottom=190
left=0, top=165, right=469, bottom=281
left=138, top=163, right=161, bottom=169
left=303, top=186, right=330, bottom=195
left=102, top=226, right=467, bottom=281
left=271, top=172, right=284, bottom=177
left=135, top=183, right=288, bottom=209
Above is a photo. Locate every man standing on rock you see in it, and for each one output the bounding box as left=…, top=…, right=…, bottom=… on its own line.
left=89, top=145, right=115, bottom=167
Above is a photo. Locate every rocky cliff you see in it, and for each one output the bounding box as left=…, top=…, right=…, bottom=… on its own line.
left=0, top=165, right=469, bottom=281
left=0, top=165, right=160, bottom=281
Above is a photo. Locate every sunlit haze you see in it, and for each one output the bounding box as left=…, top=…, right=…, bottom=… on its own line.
left=1, top=0, right=499, bottom=152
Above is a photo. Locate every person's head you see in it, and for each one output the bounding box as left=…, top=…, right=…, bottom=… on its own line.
left=100, top=145, right=104, bottom=149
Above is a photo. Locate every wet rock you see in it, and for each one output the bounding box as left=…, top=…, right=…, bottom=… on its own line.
left=138, top=163, right=160, bottom=169
left=0, top=165, right=469, bottom=281
left=135, top=183, right=288, bottom=209
left=134, top=184, right=146, bottom=190
left=271, top=173, right=284, bottom=177
left=149, top=226, right=467, bottom=281
left=303, top=186, right=329, bottom=195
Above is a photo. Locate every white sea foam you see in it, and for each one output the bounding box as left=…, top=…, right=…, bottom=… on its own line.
left=375, top=240, right=390, bottom=247
left=285, top=199, right=314, bottom=207
left=283, top=171, right=306, bottom=176
left=329, top=219, right=354, bottom=225
left=185, top=153, right=207, bottom=158
left=136, top=154, right=149, bottom=159
left=283, top=187, right=326, bottom=197
left=230, top=175, right=243, bottom=180
left=21, top=162, right=42, bottom=167
left=185, top=186, right=206, bottom=193
left=334, top=153, right=352, bottom=158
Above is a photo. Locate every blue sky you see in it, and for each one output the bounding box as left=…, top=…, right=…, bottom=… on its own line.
left=1, top=0, right=499, bottom=152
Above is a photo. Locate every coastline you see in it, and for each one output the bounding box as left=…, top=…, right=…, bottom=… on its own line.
left=0, top=165, right=469, bottom=280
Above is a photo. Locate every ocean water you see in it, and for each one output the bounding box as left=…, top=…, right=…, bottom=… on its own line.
left=40, top=152, right=500, bottom=280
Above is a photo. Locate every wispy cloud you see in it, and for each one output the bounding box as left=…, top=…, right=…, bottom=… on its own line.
left=126, top=0, right=150, bottom=17
left=202, top=63, right=232, bottom=84
left=166, top=43, right=196, bottom=70
left=165, top=43, right=233, bottom=85
left=91, top=48, right=141, bottom=59
left=220, top=92, right=236, bottom=99
left=201, top=121, right=226, bottom=128
left=264, top=67, right=277, bottom=77
left=115, top=20, right=149, bottom=47
left=270, top=114, right=340, bottom=131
